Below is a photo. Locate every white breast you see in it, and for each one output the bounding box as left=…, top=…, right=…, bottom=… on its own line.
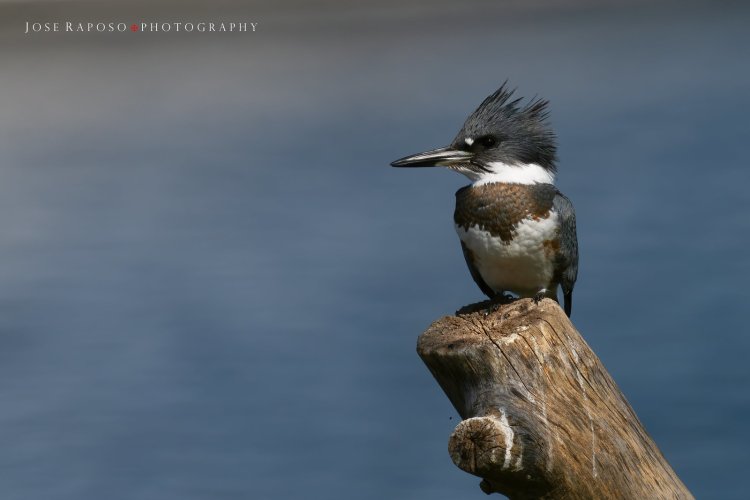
left=456, top=212, right=559, bottom=296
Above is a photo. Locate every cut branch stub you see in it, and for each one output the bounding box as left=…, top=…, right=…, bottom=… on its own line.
left=417, top=298, right=692, bottom=499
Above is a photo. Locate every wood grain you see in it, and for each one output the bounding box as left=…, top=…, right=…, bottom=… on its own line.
left=417, top=298, right=692, bottom=499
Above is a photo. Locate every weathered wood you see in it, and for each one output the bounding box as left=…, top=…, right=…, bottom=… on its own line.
left=417, top=298, right=692, bottom=499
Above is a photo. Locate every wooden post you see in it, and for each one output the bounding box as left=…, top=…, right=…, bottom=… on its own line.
left=417, top=298, right=692, bottom=499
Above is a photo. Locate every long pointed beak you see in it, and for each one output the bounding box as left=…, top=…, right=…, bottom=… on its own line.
left=390, top=146, right=473, bottom=168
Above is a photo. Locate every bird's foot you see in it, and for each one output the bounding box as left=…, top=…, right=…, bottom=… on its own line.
left=533, top=289, right=548, bottom=305
left=483, top=303, right=501, bottom=316
left=483, top=293, right=515, bottom=316
left=456, top=293, right=515, bottom=316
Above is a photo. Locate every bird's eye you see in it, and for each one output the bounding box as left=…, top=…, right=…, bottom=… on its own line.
left=478, top=136, right=497, bottom=148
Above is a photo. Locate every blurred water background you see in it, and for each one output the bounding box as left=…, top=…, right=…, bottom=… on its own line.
left=0, top=1, right=748, bottom=498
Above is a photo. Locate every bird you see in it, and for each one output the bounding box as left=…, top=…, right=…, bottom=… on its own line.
left=391, top=83, right=579, bottom=316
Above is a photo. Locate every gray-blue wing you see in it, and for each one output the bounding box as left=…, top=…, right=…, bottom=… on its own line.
left=553, top=192, right=578, bottom=317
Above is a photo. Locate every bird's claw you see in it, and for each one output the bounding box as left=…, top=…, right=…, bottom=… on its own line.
left=533, top=289, right=547, bottom=305
left=482, top=292, right=515, bottom=316
left=483, top=302, right=502, bottom=316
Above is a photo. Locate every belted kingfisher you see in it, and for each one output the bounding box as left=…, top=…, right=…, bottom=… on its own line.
left=391, top=84, right=579, bottom=316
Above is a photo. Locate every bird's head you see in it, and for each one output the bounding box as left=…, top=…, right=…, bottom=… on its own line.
left=391, top=83, right=558, bottom=185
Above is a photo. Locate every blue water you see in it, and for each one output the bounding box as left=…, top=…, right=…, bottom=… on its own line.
left=0, top=1, right=748, bottom=498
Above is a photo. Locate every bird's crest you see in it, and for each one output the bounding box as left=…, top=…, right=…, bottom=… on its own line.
left=456, top=82, right=558, bottom=172
left=466, top=82, right=552, bottom=129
